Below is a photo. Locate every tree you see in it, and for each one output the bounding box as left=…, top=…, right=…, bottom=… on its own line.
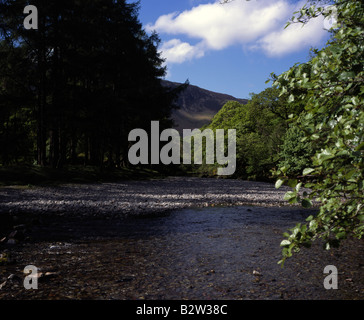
left=272, top=0, right=364, bottom=264
left=221, top=0, right=363, bottom=263
left=0, top=12, right=36, bottom=165
left=198, top=88, right=294, bottom=180
left=239, top=89, right=288, bottom=180
left=0, top=0, right=185, bottom=168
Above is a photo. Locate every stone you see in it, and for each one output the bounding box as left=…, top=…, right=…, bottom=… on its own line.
left=6, top=239, right=16, bottom=245
left=0, top=281, right=7, bottom=290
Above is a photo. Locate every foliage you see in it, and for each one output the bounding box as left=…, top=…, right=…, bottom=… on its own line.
left=0, top=40, right=35, bottom=164
left=278, top=125, right=314, bottom=177
left=0, top=0, right=185, bottom=168
left=195, top=88, right=296, bottom=180
left=272, top=0, right=364, bottom=264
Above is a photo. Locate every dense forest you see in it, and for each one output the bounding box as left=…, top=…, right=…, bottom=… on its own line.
left=0, top=0, right=185, bottom=169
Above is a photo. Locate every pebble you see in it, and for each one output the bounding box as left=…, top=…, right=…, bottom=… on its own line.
left=0, top=281, right=6, bottom=290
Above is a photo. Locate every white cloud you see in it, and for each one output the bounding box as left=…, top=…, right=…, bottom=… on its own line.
left=147, top=0, right=328, bottom=63
left=254, top=15, right=326, bottom=56
left=160, top=39, right=205, bottom=64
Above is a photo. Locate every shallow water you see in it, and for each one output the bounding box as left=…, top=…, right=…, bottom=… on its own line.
left=1, top=206, right=363, bottom=300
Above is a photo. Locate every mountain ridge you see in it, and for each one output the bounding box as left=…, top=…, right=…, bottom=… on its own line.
left=162, top=80, right=248, bottom=131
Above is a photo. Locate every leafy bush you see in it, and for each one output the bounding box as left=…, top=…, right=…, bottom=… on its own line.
left=273, top=0, right=364, bottom=264
left=278, top=125, right=314, bottom=177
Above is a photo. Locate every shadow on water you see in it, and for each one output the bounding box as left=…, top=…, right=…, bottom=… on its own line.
left=27, top=205, right=317, bottom=241
left=135, top=206, right=315, bottom=237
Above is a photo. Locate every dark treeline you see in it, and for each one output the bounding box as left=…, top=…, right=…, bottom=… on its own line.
left=0, top=0, right=186, bottom=168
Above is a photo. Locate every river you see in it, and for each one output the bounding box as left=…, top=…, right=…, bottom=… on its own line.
left=1, top=204, right=363, bottom=300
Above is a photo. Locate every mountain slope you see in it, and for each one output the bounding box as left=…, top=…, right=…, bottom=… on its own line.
left=162, top=80, right=248, bottom=131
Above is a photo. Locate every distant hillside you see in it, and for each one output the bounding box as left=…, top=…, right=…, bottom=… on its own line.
left=162, top=80, right=248, bottom=131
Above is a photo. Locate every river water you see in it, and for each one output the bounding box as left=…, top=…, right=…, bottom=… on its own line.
left=1, top=205, right=363, bottom=300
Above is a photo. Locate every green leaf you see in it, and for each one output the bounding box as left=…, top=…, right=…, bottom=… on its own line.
left=303, top=168, right=315, bottom=176
left=336, top=232, right=346, bottom=240
left=280, top=240, right=291, bottom=247
left=279, top=166, right=288, bottom=174
left=356, top=142, right=364, bottom=151
left=275, top=179, right=284, bottom=189
left=345, top=169, right=357, bottom=180
left=287, top=179, right=298, bottom=188
left=284, top=191, right=297, bottom=201
left=296, top=182, right=303, bottom=192
left=309, top=220, right=318, bottom=229
left=351, top=97, right=359, bottom=106
left=302, top=198, right=313, bottom=208
left=339, top=71, right=355, bottom=81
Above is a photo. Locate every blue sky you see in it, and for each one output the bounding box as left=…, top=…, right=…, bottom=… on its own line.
left=138, top=0, right=332, bottom=99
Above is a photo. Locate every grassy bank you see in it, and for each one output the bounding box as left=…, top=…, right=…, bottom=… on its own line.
left=0, top=165, right=165, bottom=187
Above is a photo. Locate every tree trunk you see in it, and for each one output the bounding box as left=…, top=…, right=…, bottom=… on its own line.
left=37, top=49, right=47, bottom=166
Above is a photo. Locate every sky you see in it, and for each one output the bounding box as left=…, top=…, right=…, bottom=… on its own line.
left=138, top=0, right=333, bottom=99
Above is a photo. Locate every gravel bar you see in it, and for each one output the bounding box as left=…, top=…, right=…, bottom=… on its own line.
left=0, top=177, right=301, bottom=217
